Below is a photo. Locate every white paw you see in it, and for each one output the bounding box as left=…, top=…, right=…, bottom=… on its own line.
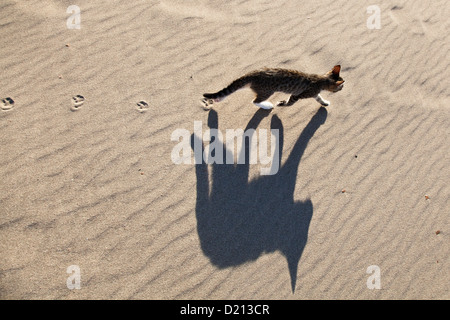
left=321, top=100, right=330, bottom=106
left=254, top=101, right=274, bottom=110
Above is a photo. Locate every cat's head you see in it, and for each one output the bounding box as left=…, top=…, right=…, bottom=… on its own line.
left=324, top=65, right=344, bottom=92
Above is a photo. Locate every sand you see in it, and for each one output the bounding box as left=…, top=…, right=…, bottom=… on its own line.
left=0, top=0, right=448, bottom=299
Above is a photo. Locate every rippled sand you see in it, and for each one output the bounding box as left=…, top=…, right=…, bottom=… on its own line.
left=0, top=0, right=448, bottom=299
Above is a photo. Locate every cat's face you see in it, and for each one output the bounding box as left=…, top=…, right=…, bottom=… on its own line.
left=325, top=65, right=344, bottom=92
left=330, top=80, right=344, bottom=92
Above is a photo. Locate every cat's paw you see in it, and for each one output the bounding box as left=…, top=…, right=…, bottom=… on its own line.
left=320, top=100, right=330, bottom=107
left=277, top=100, right=288, bottom=107
left=254, top=101, right=274, bottom=110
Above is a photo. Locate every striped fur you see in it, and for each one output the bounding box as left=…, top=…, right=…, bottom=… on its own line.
left=202, top=65, right=344, bottom=109
left=203, top=76, right=252, bottom=102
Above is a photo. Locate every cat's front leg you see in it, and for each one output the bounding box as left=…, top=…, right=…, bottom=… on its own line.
left=314, top=94, right=330, bottom=106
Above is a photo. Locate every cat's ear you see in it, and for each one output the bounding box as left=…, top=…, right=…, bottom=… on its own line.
left=332, top=65, right=341, bottom=76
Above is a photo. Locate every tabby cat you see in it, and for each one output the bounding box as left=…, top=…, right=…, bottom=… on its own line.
left=203, top=65, right=344, bottom=109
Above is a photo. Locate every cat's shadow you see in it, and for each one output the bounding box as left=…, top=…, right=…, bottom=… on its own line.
left=191, top=107, right=328, bottom=292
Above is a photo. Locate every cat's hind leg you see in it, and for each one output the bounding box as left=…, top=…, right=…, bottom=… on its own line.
left=253, top=91, right=274, bottom=110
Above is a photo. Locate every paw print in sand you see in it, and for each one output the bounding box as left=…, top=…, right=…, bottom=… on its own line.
left=1, top=97, right=15, bottom=111
left=201, top=97, right=214, bottom=110
left=136, top=100, right=149, bottom=113
left=71, top=95, right=85, bottom=111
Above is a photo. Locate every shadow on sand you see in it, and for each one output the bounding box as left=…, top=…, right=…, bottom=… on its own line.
left=191, top=107, right=327, bottom=292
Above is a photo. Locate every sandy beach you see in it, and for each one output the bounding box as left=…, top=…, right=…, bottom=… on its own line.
left=0, top=0, right=448, bottom=299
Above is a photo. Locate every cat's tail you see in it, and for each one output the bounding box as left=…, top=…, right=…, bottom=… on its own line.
left=203, top=76, right=251, bottom=102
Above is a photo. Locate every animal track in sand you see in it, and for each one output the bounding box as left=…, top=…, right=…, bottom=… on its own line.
left=1, top=97, right=15, bottom=111
left=200, top=97, right=213, bottom=110
left=136, top=100, right=149, bottom=113
left=71, top=95, right=85, bottom=111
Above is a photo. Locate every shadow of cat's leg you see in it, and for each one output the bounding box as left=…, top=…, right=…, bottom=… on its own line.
left=190, top=134, right=209, bottom=210
left=281, top=107, right=328, bottom=194
left=233, top=109, right=272, bottom=182
left=204, top=110, right=239, bottom=200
